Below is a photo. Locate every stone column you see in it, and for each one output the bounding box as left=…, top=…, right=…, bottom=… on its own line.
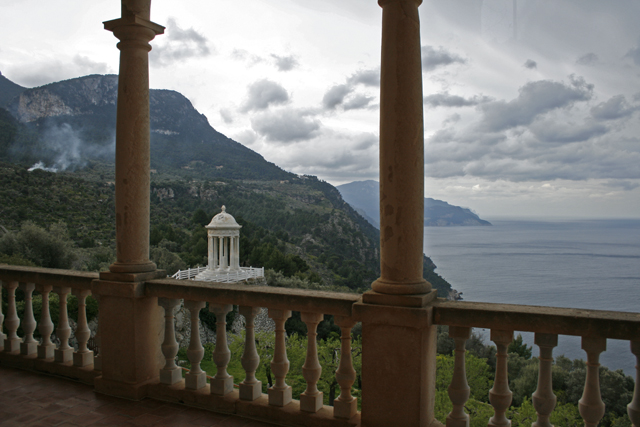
left=372, top=0, right=430, bottom=297
left=357, top=1, right=438, bottom=426
left=93, top=0, right=166, bottom=401
left=208, top=232, right=215, bottom=270
left=105, top=0, right=164, bottom=274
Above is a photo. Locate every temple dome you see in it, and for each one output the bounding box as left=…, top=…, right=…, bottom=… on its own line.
left=206, top=206, right=242, bottom=230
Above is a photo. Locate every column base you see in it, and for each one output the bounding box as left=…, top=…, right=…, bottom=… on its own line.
left=185, top=372, right=207, bottom=390
left=20, top=341, right=37, bottom=356
left=38, top=344, right=56, bottom=359
left=300, top=391, right=323, bottom=413
left=160, top=368, right=182, bottom=385
left=334, top=397, right=358, bottom=419
left=239, top=381, right=262, bottom=401
left=446, top=414, right=470, bottom=427
left=94, top=376, right=157, bottom=401
left=55, top=348, right=74, bottom=363
left=210, top=376, right=234, bottom=396
left=74, top=350, right=94, bottom=367
left=108, top=261, right=157, bottom=274
left=268, top=386, right=292, bottom=407
left=4, top=338, right=20, bottom=353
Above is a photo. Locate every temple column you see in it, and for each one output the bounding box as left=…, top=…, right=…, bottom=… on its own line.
left=92, top=0, right=166, bottom=400
left=208, top=232, right=214, bottom=270
left=357, top=1, right=438, bottom=426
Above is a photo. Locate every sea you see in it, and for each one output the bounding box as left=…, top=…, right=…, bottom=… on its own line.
left=423, top=218, right=640, bottom=376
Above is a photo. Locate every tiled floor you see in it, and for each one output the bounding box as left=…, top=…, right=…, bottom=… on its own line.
left=0, top=365, right=280, bottom=427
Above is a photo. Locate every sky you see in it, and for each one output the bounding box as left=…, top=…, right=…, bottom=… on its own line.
left=1, top=0, right=640, bottom=219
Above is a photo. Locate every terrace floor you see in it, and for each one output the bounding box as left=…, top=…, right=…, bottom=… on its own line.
left=0, top=365, right=281, bottom=427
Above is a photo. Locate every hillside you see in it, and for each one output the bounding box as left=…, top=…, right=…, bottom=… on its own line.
left=0, top=73, right=453, bottom=296
left=337, top=180, right=491, bottom=227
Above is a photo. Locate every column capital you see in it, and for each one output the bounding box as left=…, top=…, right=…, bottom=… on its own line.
left=379, top=0, right=422, bottom=6
left=104, top=15, right=164, bottom=35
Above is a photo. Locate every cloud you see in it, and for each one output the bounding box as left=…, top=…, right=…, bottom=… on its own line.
left=219, top=108, right=234, bottom=124
left=478, top=76, right=594, bottom=132
left=523, top=59, right=537, bottom=69
left=421, top=45, right=466, bottom=72
left=231, top=49, right=263, bottom=65
left=233, top=129, right=259, bottom=146
left=576, top=53, right=599, bottom=66
left=591, top=95, right=638, bottom=121
left=343, top=94, right=374, bottom=110
left=424, top=92, right=492, bottom=108
left=347, top=68, right=380, bottom=87
left=240, top=79, right=289, bottom=112
left=8, top=55, right=111, bottom=88
left=322, top=84, right=352, bottom=110
left=529, top=120, right=608, bottom=143
left=151, top=18, right=212, bottom=67
left=625, top=44, right=640, bottom=66
left=271, top=54, right=299, bottom=71
left=251, top=108, right=321, bottom=143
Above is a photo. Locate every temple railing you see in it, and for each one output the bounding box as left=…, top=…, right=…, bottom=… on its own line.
left=432, top=301, right=640, bottom=427
left=2, top=264, right=640, bottom=427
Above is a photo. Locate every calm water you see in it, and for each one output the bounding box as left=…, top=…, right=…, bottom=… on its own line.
left=424, top=219, right=640, bottom=375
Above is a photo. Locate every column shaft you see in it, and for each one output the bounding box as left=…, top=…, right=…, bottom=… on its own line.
left=372, top=0, right=429, bottom=295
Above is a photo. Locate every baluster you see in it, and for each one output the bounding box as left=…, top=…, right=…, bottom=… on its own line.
left=93, top=294, right=102, bottom=370
left=301, top=312, right=324, bottom=412
left=72, top=289, right=93, bottom=366
left=19, top=282, right=37, bottom=355
left=447, top=326, right=472, bottom=427
left=36, top=285, right=55, bottom=359
left=158, top=298, right=182, bottom=385
left=579, top=337, right=606, bottom=427
left=334, top=316, right=358, bottom=419
left=628, top=341, right=640, bottom=427
left=0, top=281, right=6, bottom=350
left=3, top=281, right=20, bottom=353
left=184, top=300, right=206, bottom=390
left=54, top=287, right=73, bottom=363
left=239, top=306, right=262, bottom=401
left=532, top=333, right=558, bottom=427
left=489, top=329, right=513, bottom=427
left=268, top=309, right=292, bottom=407
left=210, top=303, right=234, bottom=395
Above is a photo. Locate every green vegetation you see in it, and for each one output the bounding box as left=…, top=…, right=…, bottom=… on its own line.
left=0, top=162, right=452, bottom=295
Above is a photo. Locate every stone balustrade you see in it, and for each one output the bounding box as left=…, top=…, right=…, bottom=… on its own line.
left=433, top=301, right=640, bottom=427
left=0, top=266, right=100, bottom=384
left=2, top=265, right=640, bottom=427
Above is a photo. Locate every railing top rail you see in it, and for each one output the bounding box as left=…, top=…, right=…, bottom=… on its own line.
left=0, top=265, right=97, bottom=290
left=146, top=277, right=360, bottom=317
left=433, top=300, right=640, bottom=341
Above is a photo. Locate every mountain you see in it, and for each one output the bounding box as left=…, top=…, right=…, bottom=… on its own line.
left=2, top=74, right=291, bottom=180
left=0, top=74, right=454, bottom=296
left=337, top=180, right=491, bottom=227
left=0, top=72, right=26, bottom=108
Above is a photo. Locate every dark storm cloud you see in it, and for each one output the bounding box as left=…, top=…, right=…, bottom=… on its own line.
left=523, top=59, right=537, bottom=69
left=240, top=79, right=289, bottom=112
left=591, top=95, right=638, bottom=121
left=251, top=108, right=321, bottom=143
left=421, top=45, right=466, bottom=72
left=151, top=18, right=212, bottom=67
left=424, top=92, right=492, bottom=108
left=322, top=84, right=352, bottom=110
left=478, top=76, right=594, bottom=132
left=270, top=54, right=299, bottom=71
left=9, top=55, right=110, bottom=88
left=576, top=53, right=599, bottom=66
